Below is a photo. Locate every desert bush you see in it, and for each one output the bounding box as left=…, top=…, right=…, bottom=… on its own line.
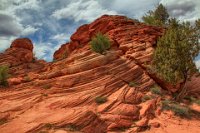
left=129, top=81, right=139, bottom=87
left=0, top=118, right=7, bottom=125
left=195, top=100, right=200, bottom=105
left=24, top=76, right=31, bottom=82
left=44, top=123, right=53, bottom=129
left=41, top=93, right=48, bottom=97
left=0, top=65, right=9, bottom=87
left=66, top=124, right=80, bottom=131
left=142, top=95, right=152, bottom=102
left=184, top=96, right=200, bottom=105
left=42, top=84, right=52, bottom=90
left=90, top=33, right=111, bottom=54
left=161, top=100, right=190, bottom=117
left=61, top=50, right=68, bottom=59
left=150, top=86, right=162, bottom=95
left=95, top=96, right=107, bottom=104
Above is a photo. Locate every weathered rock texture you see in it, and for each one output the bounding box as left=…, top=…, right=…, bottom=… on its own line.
left=0, top=38, right=46, bottom=79
left=0, top=15, right=200, bottom=133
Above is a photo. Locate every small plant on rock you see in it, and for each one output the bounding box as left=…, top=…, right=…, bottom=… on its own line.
left=42, top=84, right=52, bottom=90
left=0, top=118, right=7, bottom=125
left=44, top=123, right=53, bottom=129
left=183, top=95, right=200, bottom=105
left=90, top=32, right=111, bottom=54
left=129, top=81, right=139, bottom=87
left=95, top=96, right=107, bottom=104
left=61, top=50, right=68, bottom=59
left=142, top=95, right=152, bottom=102
left=24, top=76, right=31, bottom=82
left=150, top=86, right=162, bottom=95
left=0, top=65, right=10, bottom=87
left=66, top=124, right=80, bottom=131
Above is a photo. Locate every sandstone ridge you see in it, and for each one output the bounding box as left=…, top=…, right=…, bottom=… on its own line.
left=0, top=15, right=200, bottom=133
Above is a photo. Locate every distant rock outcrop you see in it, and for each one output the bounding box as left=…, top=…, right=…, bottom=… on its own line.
left=0, top=38, right=34, bottom=67
left=0, top=38, right=45, bottom=78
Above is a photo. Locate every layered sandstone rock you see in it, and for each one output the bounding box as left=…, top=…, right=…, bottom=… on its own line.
left=0, top=15, right=200, bottom=133
left=0, top=38, right=34, bottom=66
left=0, top=38, right=46, bottom=79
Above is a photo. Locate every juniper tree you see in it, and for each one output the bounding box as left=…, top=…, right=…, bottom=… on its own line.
left=142, top=4, right=169, bottom=26
left=153, top=18, right=200, bottom=100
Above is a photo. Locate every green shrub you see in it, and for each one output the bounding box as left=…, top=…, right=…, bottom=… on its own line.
left=42, top=84, right=52, bottom=90
left=0, top=118, right=8, bottom=125
left=44, top=123, right=53, bottom=129
left=61, top=50, right=68, bottom=59
left=150, top=87, right=162, bottom=95
left=24, top=76, right=31, bottom=82
left=161, top=100, right=190, bottom=117
left=0, top=65, right=9, bottom=87
left=67, top=124, right=80, bottom=131
left=142, top=95, right=152, bottom=102
left=195, top=99, right=200, bottom=105
left=41, top=93, right=48, bottom=97
left=90, top=33, right=111, bottom=54
left=129, top=81, right=139, bottom=87
left=95, top=96, right=107, bottom=104
left=38, top=131, right=48, bottom=133
left=184, top=96, right=200, bottom=105
left=161, top=100, right=171, bottom=110
left=171, top=104, right=190, bottom=117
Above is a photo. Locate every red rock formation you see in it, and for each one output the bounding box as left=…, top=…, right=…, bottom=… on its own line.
left=10, top=38, right=33, bottom=51
left=0, top=38, right=34, bottom=66
left=54, top=15, right=164, bottom=61
left=0, top=15, right=200, bottom=133
left=0, top=38, right=46, bottom=79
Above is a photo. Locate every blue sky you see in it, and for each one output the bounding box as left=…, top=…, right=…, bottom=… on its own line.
left=0, top=0, right=200, bottom=67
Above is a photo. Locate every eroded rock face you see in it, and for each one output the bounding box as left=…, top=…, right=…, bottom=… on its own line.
left=54, top=15, right=164, bottom=61
left=0, top=15, right=200, bottom=133
left=10, top=38, right=34, bottom=51
left=0, top=38, right=34, bottom=66
left=0, top=38, right=46, bottom=78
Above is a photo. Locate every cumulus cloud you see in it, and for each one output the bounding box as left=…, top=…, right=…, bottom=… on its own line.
left=34, top=43, right=55, bottom=61
left=0, top=12, right=23, bottom=37
left=51, top=33, right=70, bottom=44
left=160, top=0, right=200, bottom=22
left=0, top=0, right=40, bottom=11
left=99, top=0, right=160, bottom=19
left=195, top=59, right=200, bottom=70
left=52, top=0, right=118, bottom=22
left=21, top=25, right=38, bottom=36
left=0, top=36, right=17, bottom=52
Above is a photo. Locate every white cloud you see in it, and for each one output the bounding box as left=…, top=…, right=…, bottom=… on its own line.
left=195, top=59, right=200, bottom=70
left=0, top=36, right=17, bottom=52
left=0, top=1, right=40, bottom=52
left=0, top=0, right=40, bottom=11
left=99, top=0, right=160, bottom=19
left=51, top=33, right=70, bottom=44
left=21, top=25, right=38, bottom=36
left=34, top=43, right=55, bottom=61
left=0, top=11, right=23, bottom=36
left=160, top=0, right=200, bottom=22
left=52, top=0, right=118, bottom=22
